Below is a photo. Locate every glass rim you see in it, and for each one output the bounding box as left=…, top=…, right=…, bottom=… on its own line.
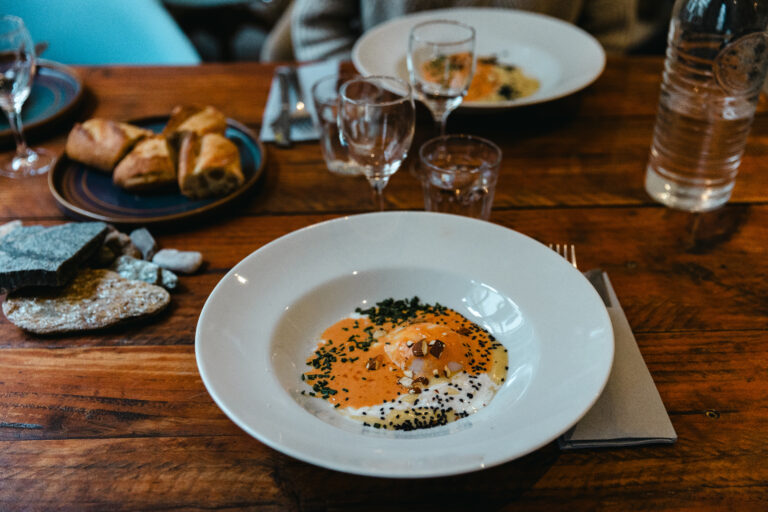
left=339, top=75, right=412, bottom=107
left=0, top=15, right=26, bottom=37
left=312, top=72, right=358, bottom=102
left=419, top=134, right=502, bottom=174
left=409, top=19, right=476, bottom=46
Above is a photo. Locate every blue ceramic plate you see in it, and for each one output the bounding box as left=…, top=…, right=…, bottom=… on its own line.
left=49, top=117, right=266, bottom=226
left=0, top=60, right=83, bottom=141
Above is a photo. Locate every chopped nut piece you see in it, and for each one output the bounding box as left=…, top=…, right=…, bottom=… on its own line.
left=429, top=340, right=445, bottom=358
left=399, top=377, right=414, bottom=387
left=405, top=340, right=414, bottom=347
left=443, top=365, right=451, bottom=378
left=432, top=369, right=439, bottom=377
left=365, top=357, right=380, bottom=370
left=412, top=340, right=427, bottom=357
left=409, top=387, right=422, bottom=394
left=404, top=370, right=413, bottom=378
left=414, top=376, right=429, bottom=386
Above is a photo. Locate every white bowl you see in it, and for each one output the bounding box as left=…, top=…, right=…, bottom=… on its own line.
left=196, top=212, right=613, bottom=477
left=352, top=7, right=606, bottom=109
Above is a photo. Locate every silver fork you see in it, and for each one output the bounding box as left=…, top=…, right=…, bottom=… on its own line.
left=548, top=243, right=578, bottom=269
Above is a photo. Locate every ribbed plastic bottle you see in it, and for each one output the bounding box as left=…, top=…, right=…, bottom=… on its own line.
left=645, top=0, right=768, bottom=211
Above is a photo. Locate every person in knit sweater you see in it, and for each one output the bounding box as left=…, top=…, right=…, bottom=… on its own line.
left=289, top=0, right=672, bottom=61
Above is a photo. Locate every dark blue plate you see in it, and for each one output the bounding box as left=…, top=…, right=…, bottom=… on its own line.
left=0, top=60, right=83, bottom=141
left=49, top=117, right=266, bottom=226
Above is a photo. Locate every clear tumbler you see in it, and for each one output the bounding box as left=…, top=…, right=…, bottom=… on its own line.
left=419, top=134, right=501, bottom=220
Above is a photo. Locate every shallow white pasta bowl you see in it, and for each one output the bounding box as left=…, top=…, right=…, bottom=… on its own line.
left=352, top=7, right=606, bottom=109
left=195, top=211, right=613, bottom=477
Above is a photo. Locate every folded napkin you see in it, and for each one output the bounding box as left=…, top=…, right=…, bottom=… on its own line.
left=559, top=270, right=677, bottom=449
left=260, top=59, right=339, bottom=143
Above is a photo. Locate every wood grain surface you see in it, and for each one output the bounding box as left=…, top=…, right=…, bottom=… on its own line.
left=0, top=57, right=767, bottom=511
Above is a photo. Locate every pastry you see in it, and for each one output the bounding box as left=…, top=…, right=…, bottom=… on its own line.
left=177, top=132, right=244, bottom=199
left=113, top=135, right=177, bottom=192
left=65, top=119, right=153, bottom=172
left=162, top=105, right=227, bottom=143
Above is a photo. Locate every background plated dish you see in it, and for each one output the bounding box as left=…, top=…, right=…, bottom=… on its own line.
left=352, top=8, right=606, bottom=109
left=49, top=117, right=265, bottom=226
left=0, top=60, right=83, bottom=143
left=196, top=211, right=614, bottom=477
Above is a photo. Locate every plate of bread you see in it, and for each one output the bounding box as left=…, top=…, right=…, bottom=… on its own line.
left=49, top=105, right=265, bottom=225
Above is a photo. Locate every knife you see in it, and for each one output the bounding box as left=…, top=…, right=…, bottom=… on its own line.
left=584, top=268, right=613, bottom=307
left=271, top=67, right=292, bottom=148
left=285, top=65, right=305, bottom=114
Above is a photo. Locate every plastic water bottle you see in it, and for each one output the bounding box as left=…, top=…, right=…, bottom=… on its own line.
left=645, top=0, right=768, bottom=212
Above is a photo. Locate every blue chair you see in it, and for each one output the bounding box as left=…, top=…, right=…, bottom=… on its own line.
left=1, top=0, right=200, bottom=65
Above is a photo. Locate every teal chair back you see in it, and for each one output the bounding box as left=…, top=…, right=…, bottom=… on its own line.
left=1, top=0, right=200, bottom=65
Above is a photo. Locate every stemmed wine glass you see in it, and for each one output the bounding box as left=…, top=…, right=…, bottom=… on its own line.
left=338, top=75, right=415, bottom=210
left=0, top=15, right=54, bottom=178
left=407, top=20, right=476, bottom=135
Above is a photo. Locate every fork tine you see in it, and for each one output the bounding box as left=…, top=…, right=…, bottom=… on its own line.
left=548, top=243, right=578, bottom=269
left=569, top=244, right=577, bottom=269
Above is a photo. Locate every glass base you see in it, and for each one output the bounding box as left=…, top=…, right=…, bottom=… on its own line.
left=0, top=147, right=55, bottom=178
left=644, top=165, right=734, bottom=212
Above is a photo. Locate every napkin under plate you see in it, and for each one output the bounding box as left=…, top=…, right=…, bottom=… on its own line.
left=260, top=60, right=337, bottom=143
left=558, top=270, right=677, bottom=449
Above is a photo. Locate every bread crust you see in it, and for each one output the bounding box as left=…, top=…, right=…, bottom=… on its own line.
left=113, top=136, right=177, bottom=192
left=178, top=132, right=244, bottom=199
left=65, top=119, right=152, bottom=172
left=163, top=105, right=227, bottom=139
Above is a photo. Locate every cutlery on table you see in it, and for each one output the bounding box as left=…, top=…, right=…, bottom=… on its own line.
left=548, top=242, right=677, bottom=448
left=285, top=65, right=314, bottom=129
left=271, top=66, right=292, bottom=148
left=549, top=243, right=612, bottom=306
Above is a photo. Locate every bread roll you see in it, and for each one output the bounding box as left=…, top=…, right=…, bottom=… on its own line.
left=113, top=136, right=177, bottom=192
left=65, top=119, right=153, bottom=172
left=162, top=105, right=227, bottom=140
left=178, top=132, right=244, bottom=199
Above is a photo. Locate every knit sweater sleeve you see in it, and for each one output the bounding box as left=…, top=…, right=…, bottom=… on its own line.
left=291, top=0, right=362, bottom=61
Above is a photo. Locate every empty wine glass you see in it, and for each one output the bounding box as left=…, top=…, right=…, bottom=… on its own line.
left=0, top=15, right=54, bottom=178
left=338, top=75, right=415, bottom=210
left=407, top=20, right=476, bottom=135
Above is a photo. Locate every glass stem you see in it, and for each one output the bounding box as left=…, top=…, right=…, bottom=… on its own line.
left=5, top=107, right=30, bottom=157
left=371, top=183, right=386, bottom=211
left=368, top=176, right=389, bottom=211
left=434, top=111, right=449, bottom=136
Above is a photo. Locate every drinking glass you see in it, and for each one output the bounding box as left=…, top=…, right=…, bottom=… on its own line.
left=419, top=134, right=501, bottom=220
left=0, top=15, right=54, bottom=178
left=407, top=20, right=476, bottom=135
left=311, top=73, right=362, bottom=176
left=338, top=75, right=415, bottom=210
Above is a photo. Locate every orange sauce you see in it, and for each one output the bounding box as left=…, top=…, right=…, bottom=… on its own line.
left=419, top=52, right=474, bottom=90
left=302, top=299, right=506, bottom=412
left=464, top=57, right=539, bottom=102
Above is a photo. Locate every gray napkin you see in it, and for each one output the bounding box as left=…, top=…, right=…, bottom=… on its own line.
left=559, top=270, right=677, bottom=449
left=259, top=59, right=338, bottom=143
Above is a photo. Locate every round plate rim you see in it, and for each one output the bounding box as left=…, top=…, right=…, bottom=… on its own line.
left=195, top=211, right=615, bottom=478
left=48, top=116, right=266, bottom=226
left=351, top=7, right=607, bottom=110
left=0, top=59, right=84, bottom=141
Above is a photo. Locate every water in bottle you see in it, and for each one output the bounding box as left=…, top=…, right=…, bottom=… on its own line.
left=645, top=0, right=768, bottom=212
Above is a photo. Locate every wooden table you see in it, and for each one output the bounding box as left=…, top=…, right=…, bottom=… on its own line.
left=1, top=57, right=767, bottom=511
